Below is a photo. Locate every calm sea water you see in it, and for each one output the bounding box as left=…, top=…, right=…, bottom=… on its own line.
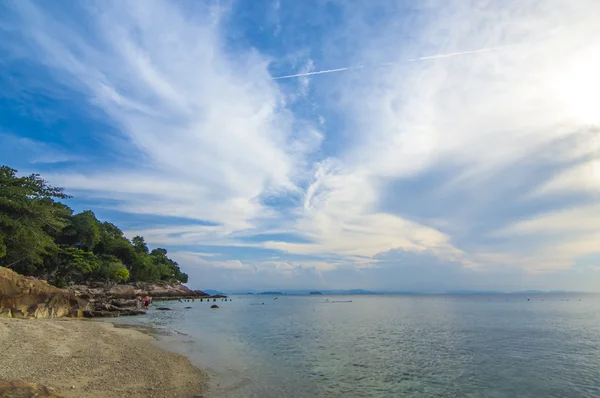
left=112, top=294, right=600, bottom=397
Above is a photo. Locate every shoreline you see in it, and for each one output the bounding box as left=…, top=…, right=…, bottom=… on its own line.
left=0, top=318, right=208, bottom=398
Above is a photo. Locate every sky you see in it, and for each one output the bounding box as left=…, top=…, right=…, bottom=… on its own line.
left=1, top=0, right=600, bottom=292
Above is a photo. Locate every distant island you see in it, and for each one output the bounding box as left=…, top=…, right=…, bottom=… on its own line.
left=202, top=289, right=226, bottom=296
left=215, top=289, right=583, bottom=296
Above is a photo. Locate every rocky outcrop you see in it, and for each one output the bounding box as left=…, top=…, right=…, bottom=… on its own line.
left=68, top=282, right=210, bottom=301
left=0, top=267, right=89, bottom=319
left=0, top=267, right=147, bottom=319
left=1, top=267, right=212, bottom=319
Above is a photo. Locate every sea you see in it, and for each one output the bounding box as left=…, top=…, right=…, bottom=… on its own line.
left=111, top=294, right=600, bottom=398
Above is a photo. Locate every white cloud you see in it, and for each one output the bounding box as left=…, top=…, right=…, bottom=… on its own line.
left=6, top=0, right=461, bottom=268
left=533, top=159, right=600, bottom=197
left=265, top=163, right=461, bottom=261
left=490, top=203, right=600, bottom=271
left=7, top=0, right=315, bottom=233
left=4, top=0, right=600, bottom=289
left=307, top=0, right=600, bottom=271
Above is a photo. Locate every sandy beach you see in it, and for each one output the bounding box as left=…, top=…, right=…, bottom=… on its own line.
left=0, top=318, right=207, bottom=398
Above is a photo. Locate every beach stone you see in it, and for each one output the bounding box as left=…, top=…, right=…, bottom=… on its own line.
left=0, top=380, right=62, bottom=397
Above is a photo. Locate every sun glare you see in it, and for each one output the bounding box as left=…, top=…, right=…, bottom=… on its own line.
left=555, top=47, right=600, bottom=126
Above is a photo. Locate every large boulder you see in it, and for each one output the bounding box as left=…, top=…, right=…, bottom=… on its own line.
left=0, top=267, right=89, bottom=319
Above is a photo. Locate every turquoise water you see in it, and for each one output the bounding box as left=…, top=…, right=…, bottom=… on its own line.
left=113, top=294, right=600, bottom=397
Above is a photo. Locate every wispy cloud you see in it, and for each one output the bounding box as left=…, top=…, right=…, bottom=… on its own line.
left=311, top=0, right=600, bottom=272
left=0, top=133, right=80, bottom=165
left=3, top=0, right=317, bottom=234
left=2, top=0, right=600, bottom=290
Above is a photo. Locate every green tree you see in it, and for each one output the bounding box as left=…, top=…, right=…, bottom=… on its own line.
left=0, top=166, right=72, bottom=274
left=61, top=210, right=101, bottom=251
left=1, top=165, right=191, bottom=287
left=0, top=235, right=6, bottom=258
left=150, top=247, right=188, bottom=283
left=109, top=265, right=130, bottom=283
left=131, top=235, right=148, bottom=254
left=43, top=245, right=97, bottom=287
left=89, top=254, right=130, bottom=283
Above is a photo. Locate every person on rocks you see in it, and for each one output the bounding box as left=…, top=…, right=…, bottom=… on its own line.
left=135, top=296, right=142, bottom=309
left=143, top=295, right=152, bottom=309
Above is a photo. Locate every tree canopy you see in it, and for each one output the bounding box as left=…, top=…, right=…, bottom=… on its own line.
left=0, top=166, right=188, bottom=287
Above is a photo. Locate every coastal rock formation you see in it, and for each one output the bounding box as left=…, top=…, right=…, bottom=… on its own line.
left=69, top=282, right=210, bottom=301
left=0, top=267, right=145, bottom=319
left=0, top=267, right=89, bottom=319
left=0, top=266, right=216, bottom=319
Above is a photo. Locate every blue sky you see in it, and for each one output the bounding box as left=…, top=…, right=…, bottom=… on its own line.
left=1, top=0, right=600, bottom=292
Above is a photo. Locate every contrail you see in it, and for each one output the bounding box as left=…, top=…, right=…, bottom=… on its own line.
left=406, top=46, right=505, bottom=62
left=272, top=46, right=505, bottom=80
left=272, top=66, right=364, bottom=80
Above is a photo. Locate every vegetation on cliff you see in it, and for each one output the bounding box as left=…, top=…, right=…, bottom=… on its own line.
left=0, top=166, right=188, bottom=287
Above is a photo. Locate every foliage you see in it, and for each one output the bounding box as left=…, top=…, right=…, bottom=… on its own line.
left=111, top=266, right=130, bottom=282
left=0, top=165, right=189, bottom=287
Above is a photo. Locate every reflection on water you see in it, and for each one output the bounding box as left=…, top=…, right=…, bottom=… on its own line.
left=112, top=294, right=600, bottom=398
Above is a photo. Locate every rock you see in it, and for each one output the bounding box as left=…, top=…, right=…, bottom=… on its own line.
left=156, top=307, right=171, bottom=311
left=210, top=305, right=219, bottom=309
left=83, top=310, right=120, bottom=318
left=95, top=303, right=122, bottom=312
left=0, top=267, right=90, bottom=319
left=83, top=306, right=145, bottom=317
left=109, top=298, right=138, bottom=308
left=0, top=380, right=62, bottom=397
left=68, top=282, right=213, bottom=301
left=118, top=309, right=146, bottom=316
left=1, top=266, right=214, bottom=319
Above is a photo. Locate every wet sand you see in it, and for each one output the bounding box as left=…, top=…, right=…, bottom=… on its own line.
left=0, top=318, right=207, bottom=397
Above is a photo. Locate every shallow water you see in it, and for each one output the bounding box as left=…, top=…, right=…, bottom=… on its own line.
left=112, top=294, right=600, bottom=397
